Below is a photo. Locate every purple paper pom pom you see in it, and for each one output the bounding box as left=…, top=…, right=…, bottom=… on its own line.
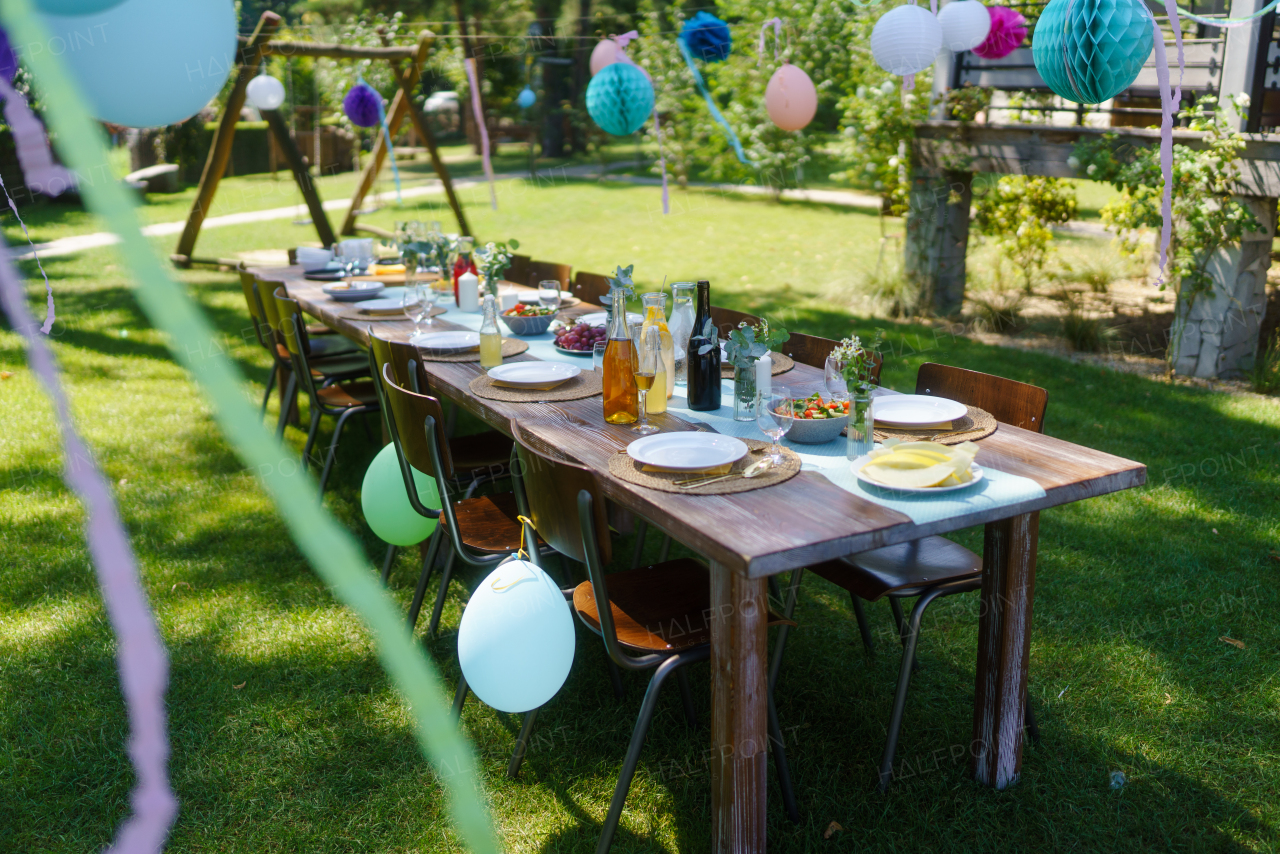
left=973, top=6, right=1027, bottom=60
left=343, top=83, right=382, bottom=128
left=0, top=29, right=18, bottom=83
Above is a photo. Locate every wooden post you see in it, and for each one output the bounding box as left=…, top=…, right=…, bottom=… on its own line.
left=173, top=12, right=281, bottom=266
left=261, top=108, right=336, bottom=247
left=709, top=562, right=768, bottom=853
left=971, top=512, right=1038, bottom=789
left=1219, top=0, right=1271, bottom=130
left=905, top=163, right=973, bottom=316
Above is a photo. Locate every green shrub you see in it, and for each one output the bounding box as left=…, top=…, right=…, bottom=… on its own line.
left=1252, top=331, right=1280, bottom=395
left=973, top=175, right=1077, bottom=292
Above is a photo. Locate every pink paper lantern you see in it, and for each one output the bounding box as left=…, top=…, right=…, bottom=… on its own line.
left=590, top=39, right=621, bottom=76
left=972, top=6, right=1027, bottom=59
left=765, top=63, right=818, bottom=131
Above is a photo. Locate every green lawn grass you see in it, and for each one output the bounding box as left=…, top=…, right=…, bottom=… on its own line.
left=1, top=180, right=1278, bottom=853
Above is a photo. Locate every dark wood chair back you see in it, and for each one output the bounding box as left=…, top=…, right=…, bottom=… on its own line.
left=380, top=362, right=454, bottom=480
left=510, top=421, right=612, bottom=566
left=915, top=363, right=1047, bottom=433
left=709, top=305, right=760, bottom=338
left=781, top=331, right=883, bottom=385
left=571, top=271, right=611, bottom=306
left=368, top=329, right=423, bottom=393
left=272, top=289, right=321, bottom=400
left=507, top=253, right=532, bottom=288
left=238, top=271, right=272, bottom=352
left=529, top=260, right=572, bottom=290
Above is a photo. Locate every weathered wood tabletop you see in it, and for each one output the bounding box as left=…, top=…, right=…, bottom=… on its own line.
left=255, top=265, right=1148, bottom=853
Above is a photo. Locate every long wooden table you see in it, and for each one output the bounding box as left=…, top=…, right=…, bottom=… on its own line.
left=257, top=266, right=1147, bottom=852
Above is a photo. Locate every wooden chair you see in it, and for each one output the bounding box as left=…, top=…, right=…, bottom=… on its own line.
left=709, top=305, right=760, bottom=338
left=273, top=288, right=380, bottom=494
left=527, top=260, right=572, bottom=290
left=378, top=363, right=549, bottom=638
left=803, top=363, right=1048, bottom=788
left=780, top=330, right=885, bottom=385
left=506, top=422, right=801, bottom=850
left=571, top=271, right=611, bottom=306
left=507, top=253, right=532, bottom=289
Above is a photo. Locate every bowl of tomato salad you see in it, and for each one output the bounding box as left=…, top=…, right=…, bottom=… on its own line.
left=775, top=392, right=850, bottom=443
left=500, top=303, right=558, bottom=336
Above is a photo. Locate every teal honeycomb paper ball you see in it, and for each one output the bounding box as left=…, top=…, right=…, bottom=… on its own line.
left=1032, top=0, right=1154, bottom=104
left=586, top=62, right=654, bottom=136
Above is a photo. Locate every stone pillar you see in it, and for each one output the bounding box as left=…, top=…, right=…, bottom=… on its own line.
left=905, top=167, right=973, bottom=316
left=1170, top=195, right=1276, bottom=378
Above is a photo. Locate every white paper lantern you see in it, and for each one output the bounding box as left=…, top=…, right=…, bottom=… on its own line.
left=937, top=0, right=992, bottom=52
left=870, top=4, right=943, bottom=76
left=246, top=74, right=286, bottom=111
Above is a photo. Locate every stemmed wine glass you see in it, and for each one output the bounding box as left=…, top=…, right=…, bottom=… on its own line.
left=756, top=387, right=794, bottom=465
left=402, top=284, right=429, bottom=337
left=631, top=325, right=661, bottom=435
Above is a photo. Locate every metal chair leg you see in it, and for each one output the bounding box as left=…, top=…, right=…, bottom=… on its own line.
left=768, top=691, right=800, bottom=824
left=260, top=368, right=277, bottom=420
left=851, top=595, right=876, bottom=653
left=275, top=373, right=297, bottom=440
left=595, top=649, right=707, bottom=854
left=507, top=706, right=541, bottom=779
left=606, top=658, right=625, bottom=700
left=406, top=528, right=444, bottom=631
left=878, top=586, right=949, bottom=791
left=427, top=550, right=457, bottom=639
left=300, top=407, right=322, bottom=470
left=889, top=598, right=907, bottom=644
left=380, top=544, right=398, bottom=584
left=630, top=519, right=648, bottom=568
left=676, top=668, right=697, bottom=728
left=768, top=569, right=805, bottom=693
left=657, top=534, right=671, bottom=562
left=318, top=407, right=359, bottom=495
left=451, top=672, right=469, bottom=722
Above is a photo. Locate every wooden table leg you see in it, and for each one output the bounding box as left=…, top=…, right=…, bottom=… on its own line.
left=709, top=561, right=768, bottom=853
left=971, top=511, right=1039, bottom=789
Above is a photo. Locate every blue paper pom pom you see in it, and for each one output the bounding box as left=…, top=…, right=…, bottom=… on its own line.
left=586, top=63, right=654, bottom=136
left=516, top=86, right=537, bottom=109
left=343, top=83, right=382, bottom=128
left=680, top=11, right=732, bottom=63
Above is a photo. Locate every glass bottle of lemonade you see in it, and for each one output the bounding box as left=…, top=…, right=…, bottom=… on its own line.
left=640, top=292, right=673, bottom=409
left=479, top=294, right=503, bottom=368
left=603, top=278, right=639, bottom=424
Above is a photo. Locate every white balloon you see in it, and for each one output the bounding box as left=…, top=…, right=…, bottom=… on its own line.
left=590, top=39, right=621, bottom=76
left=246, top=74, right=286, bottom=111
left=937, top=0, right=992, bottom=52
left=870, top=4, right=943, bottom=76
left=457, top=560, right=576, bottom=714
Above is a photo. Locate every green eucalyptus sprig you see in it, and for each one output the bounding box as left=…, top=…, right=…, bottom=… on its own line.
left=835, top=329, right=883, bottom=393
left=723, top=319, right=790, bottom=371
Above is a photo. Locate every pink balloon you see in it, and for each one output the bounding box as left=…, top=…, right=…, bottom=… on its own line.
left=765, top=63, right=817, bottom=131
left=590, top=39, right=621, bottom=76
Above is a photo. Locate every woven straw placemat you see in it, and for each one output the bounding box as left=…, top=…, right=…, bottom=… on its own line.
left=872, top=404, right=997, bottom=445
left=418, top=338, right=529, bottom=363
left=720, top=352, right=794, bottom=379
left=469, top=370, right=603, bottom=402
left=608, top=438, right=801, bottom=495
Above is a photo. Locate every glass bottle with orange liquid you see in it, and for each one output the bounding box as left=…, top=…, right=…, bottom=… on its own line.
left=640, top=292, right=673, bottom=409
left=603, top=277, right=639, bottom=424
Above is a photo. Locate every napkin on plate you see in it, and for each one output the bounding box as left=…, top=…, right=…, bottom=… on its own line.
left=358, top=306, right=404, bottom=317
left=370, top=264, right=406, bottom=275
left=491, top=379, right=570, bottom=391
left=641, top=462, right=733, bottom=475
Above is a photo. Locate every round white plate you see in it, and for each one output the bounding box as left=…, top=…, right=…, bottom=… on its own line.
left=627, top=432, right=748, bottom=471
left=412, top=331, right=480, bottom=353
left=852, top=455, right=985, bottom=494
left=578, top=311, right=643, bottom=328
left=356, top=297, right=411, bottom=312
left=487, top=362, right=581, bottom=388
left=323, top=281, right=384, bottom=302
left=873, top=394, right=968, bottom=426
left=516, top=289, right=572, bottom=303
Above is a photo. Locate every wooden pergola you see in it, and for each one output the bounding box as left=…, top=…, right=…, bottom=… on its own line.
left=171, top=11, right=470, bottom=268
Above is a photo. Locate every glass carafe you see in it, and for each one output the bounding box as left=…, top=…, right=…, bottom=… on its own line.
left=669, top=282, right=695, bottom=388
left=640, top=292, right=673, bottom=406
left=603, top=281, right=639, bottom=424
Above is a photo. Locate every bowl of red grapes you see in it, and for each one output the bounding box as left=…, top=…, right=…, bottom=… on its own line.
left=553, top=321, right=608, bottom=355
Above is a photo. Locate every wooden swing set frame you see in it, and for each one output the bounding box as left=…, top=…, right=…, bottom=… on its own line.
left=171, top=12, right=470, bottom=268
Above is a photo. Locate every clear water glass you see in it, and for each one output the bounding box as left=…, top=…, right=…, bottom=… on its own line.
left=593, top=341, right=607, bottom=373
left=755, top=388, right=793, bottom=465
left=419, top=283, right=440, bottom=327
left=824, top=355, right=849, bottom=403
left=538, top=280, right=561, bottom=311
left=403, top=285, right=428, bottom=336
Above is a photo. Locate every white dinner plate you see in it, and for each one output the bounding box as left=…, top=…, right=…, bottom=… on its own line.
left=486, top=362, right=581, bottom=388
left=412, top=331, right=480, bottom=353
left=356, top=297, right=410, bottom=312
left=873, top=394, right=968, bottom=427
left=323, top=281, right=384, bottom=302
left=516, top=289, right=573, bottom=303
left=577, top=311, right=643, bottom=328
left=627, top=432, right=748, bottom=471
left=852, top=455, right=986, bottom=494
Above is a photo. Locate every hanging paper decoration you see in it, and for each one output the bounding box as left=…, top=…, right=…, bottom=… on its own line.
left=972, top=6, right=1027, bottom=59
left=457, top=560, right=576, bottom=714
left=938, top=0, right=992, bottom=52
left=464, top=58, right=498, bottom=210
left=37, top=0, right=237, bottom=128
left=871, top=3, right=943, bottom=76
left=0, top=29, right=17, bottom=83
left=1032, top=0, right=1153, bottom=105
left=766, top=65, right=818, bottom=131
left=516, top=86, right=537, bottom=109
left=343, top=82, right=381, bottom=127
left=246, top=74, right=286, bottom=111
left=680, top=11, right=733, bottom=62
left=590, top=38, right=623, bottom=75
left=586, top=61, right=654, bottom=136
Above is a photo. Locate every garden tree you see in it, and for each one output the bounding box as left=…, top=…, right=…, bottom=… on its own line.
left=973, top=175, right=1076, bottom=292
left=831, top=79, right=933, bottom=214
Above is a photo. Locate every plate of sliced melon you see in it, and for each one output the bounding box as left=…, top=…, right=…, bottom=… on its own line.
left=853, top=439, right=985, bottom=493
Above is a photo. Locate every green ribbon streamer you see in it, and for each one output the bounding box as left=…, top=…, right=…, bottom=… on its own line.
left=0, top=2, right=498, bottom=851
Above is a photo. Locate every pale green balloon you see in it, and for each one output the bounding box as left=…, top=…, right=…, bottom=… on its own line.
left=362, top=443, right=439, bottom=547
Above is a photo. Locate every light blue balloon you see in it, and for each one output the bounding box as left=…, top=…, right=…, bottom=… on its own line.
left=39, top=0, right=238, bottom=128
left=361, top=443, right=439, bottom=547
left=457, top=560, right=576, bottom=713
left=516, top=86, right=537, bottom=109
left=36, top=0, right=127, bottom=13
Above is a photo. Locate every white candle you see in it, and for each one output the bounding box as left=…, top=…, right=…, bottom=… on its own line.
left=458, top=271, right=480, bottom=312
left=756, top=351, right=772, bottom=398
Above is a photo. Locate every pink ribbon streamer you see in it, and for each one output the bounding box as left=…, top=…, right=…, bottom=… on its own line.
left=654, top=108, right=669, bottom=214
left=0, top=74, right=73, bottom=334
left=1150, top=2, right=1186, bottom=285
left=0, top=233, right=178, bottom=852
left=464, top=58, right=497, bottom=210
left=758, top=18, right=783, bottom=65
left=903, top=73, right=916, bottom=92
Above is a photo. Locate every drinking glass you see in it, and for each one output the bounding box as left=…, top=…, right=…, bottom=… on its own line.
left=402, top=285, right=428, bottom=337
left=824, top=355, right=849, bottom=403
left=593, top=341, right=608, bottom=373
left=755, top=388, right=794, bottom=465
left=538, top=280, right=561, bottom=311
left=419, top=282, right=441, bottom=327
left=631, top=325, right=661, bottom=435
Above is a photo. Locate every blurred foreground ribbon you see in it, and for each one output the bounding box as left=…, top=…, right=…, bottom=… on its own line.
left=677, top=38, right=752, bottom=166
left=361, top=75, right=402, bottom=204
left=464, top=58, right=497, bottom=210
left=1150, top=0, right=1186, bottom=284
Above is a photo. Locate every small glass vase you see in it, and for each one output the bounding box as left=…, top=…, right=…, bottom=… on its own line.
left=847, top=389, right=874, bottom=460
left=733, top=364, right=757, bottom=422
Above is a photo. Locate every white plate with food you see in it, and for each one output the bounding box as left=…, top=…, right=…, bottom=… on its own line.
left=854, top=457, right=985, bottom=493
left=851, top=440, right=984, bottom=493
left=627, top=432, right=748, bottom=471
left=322, top=281, right=385, bottom=302
left=577, top=311, right=643, bottom=328
left=411, top=330, right=479, bottom=353
left=873, top=394, right=968, bottom=427
left=486, top=362, right=581, bottom=388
